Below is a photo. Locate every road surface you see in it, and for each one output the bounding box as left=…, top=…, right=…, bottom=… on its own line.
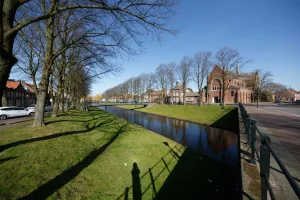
left=0, top=116, right=33, bottom=130
left=245, top=104, right=300, bottom=199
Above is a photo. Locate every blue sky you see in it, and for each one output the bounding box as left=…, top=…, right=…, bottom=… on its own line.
left=91, top=0, right=300, bottom=95
left=11, top=0, right=300, bottom=95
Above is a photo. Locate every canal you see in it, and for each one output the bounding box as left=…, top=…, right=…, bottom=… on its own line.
left=100, top=106, right=241, bottom=199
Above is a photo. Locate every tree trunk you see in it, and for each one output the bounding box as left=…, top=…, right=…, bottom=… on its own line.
left=0, top=1, right=19, bottom=102
left=51, top=84, right=61, bottom=117
left=33, top=10, right=56, bottom=126
left=183, top=86, right=186, bottom=105
left=59, top=87, right=64, bottom=112
left=75, top=99, right=80, bottom=109
left=1, top=88, right=7, bottom=106
left=222, top=77, right=226, bottom=106
left=198, top=90, right=201, bottom=106
left=0, top=55, right=17, bottom=106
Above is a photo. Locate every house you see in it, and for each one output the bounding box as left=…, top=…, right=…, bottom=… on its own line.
left=4, top=80, right=27, bottom=107
left=1, top=79, right=53, bottom=107
left=206, top=66, right=254, bottom=104
left=169, top=82, right=193, bottom=104
left=279, top=90, right=300, bottom=102
left=143, top=89, right=167, bottom=103
left=185, top=92, right=200, bottom=104
left=21, top=81, right=37, bottom=106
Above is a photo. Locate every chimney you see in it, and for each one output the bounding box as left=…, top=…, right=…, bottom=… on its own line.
left=176, top=82, right=179, bottom=88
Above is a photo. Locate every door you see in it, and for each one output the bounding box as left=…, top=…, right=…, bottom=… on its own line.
left=214, top=97, right=220, bottom=103
left=14, top=107, right=27, bottom=116
left=1, top=108, right=14, bottom=117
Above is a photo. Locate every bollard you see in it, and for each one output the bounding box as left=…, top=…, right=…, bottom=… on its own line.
left=250, top=119, right=257, bottom=164
left=260, top=134, right=271, bottom=200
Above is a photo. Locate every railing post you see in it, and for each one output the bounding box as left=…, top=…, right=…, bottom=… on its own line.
left=250, top=119, right=257, bottom=164
left=246, top=114, right=251, bottom=144
left=260, top=134, right=271, bottom=200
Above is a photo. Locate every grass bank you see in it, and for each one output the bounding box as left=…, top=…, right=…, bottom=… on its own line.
left=116, top=105, right=238, bottom=132
left=0, top=108, right=181, bottom=199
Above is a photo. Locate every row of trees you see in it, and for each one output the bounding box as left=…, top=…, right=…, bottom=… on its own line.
left=103, top=47, right=251, bottom=106
left=103, top=47, right=294, bottom=105
left=0, top=0, right=177, bottom=126
left=103, top=51, right=214, bottom=105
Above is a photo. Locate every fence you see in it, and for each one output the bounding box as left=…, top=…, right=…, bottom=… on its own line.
left=239, top=103, right=300, bottom=200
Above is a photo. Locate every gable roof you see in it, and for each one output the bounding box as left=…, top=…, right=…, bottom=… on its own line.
left=6, top=81, right=20, bottom=89
left=22, top=82, right=36, bottom=93
left=186, top=92, right=199, bottom=97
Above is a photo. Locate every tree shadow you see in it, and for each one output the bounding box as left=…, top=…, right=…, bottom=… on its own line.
left=211, top=108, right=239, bottom=132
left=20, top=122, right=130, bottom=200
left=118, top=142, right=241, bottom=200
left=0, top=114, right=119, bottom=153
left=129, top=105, right=146, bottom=110
left=45, top=112, right=111, bottom=125
left=0, top=156, right=19, bottom=164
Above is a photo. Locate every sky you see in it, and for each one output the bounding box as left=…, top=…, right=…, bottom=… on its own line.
left=11, top=0, right=300, bottom=95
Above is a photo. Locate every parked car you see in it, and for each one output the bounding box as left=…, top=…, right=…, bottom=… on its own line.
left=26, top=104, right=52, bottom=115
left=274, top=99, right=282, bottom=103
left=0, top=106, right=33, bottom=120
left=295, top=100, right=300, bottom=104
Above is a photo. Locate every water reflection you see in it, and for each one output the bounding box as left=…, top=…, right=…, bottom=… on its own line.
left=99, top=106, right=238, bottom=167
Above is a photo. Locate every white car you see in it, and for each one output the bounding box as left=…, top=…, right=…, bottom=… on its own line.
left=26, top=104, right=52, bottom=115
left=0, top=106, right=33, bottom=120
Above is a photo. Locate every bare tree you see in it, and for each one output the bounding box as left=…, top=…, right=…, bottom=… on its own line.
left=254, top=69, right=273, bottom=107
left=177, top=56, right=192, bottom=105
left=145, top=73, right=156, bottom=103
left=166, top=62, right=176, bottom=104
left=215, top=46, right=251, bottom=106
left=0, top=0, right=177, bottom=107
left=155, top=64, right=168, bottom=104
left=191, top=52, right=212, bottom=106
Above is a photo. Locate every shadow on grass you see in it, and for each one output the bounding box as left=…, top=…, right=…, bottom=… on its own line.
left=211, top=108, right=239, bottom=132
left=20, top=122, right=131, bottom=200
left=129, top=105, right=147, bottom=110
left=0, top=156, right=19, bottom=164
left=118, top=142, right=241, bottom=200
left=0, top=112, right=118, bottom=153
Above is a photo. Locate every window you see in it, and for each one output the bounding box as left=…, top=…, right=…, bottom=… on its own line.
left=231, top=91, right=234, bottom=97
left=1, top=108, right=13, bottom=111
left=212, top=86, right=220, bottom=91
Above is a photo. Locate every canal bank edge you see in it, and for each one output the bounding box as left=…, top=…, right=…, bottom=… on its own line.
left=114, top=105, right=239, bottom=132
left=238, top=107, right=261, bottom=199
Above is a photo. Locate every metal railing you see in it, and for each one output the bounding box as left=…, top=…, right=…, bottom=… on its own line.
left=239, top=103, right=300, bottom=200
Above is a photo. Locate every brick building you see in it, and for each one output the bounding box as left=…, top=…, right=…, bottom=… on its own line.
left=279, top=89, right=300, bottom=102
left=169, top=82, right=193, bottom=104
left=4, top=80, right=27, bottom=107
left=207, top=66, right=254, bottom=104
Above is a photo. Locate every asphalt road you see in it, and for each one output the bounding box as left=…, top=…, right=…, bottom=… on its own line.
left=244, top=104, right=300, bottom=199
left=0, top=116, right=33, bottom=130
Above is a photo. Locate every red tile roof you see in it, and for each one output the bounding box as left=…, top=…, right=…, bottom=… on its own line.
left=6, top=81, right=20, bottom=89
left=22, top=82, right=35, bottom=93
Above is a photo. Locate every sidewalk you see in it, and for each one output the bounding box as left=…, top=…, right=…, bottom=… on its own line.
left=245, top=106, right=300, bottom=199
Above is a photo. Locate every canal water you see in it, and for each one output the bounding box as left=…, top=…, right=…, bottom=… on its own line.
left=100, top=106, right=239, bottom=167
left=99, top=106, right=240, bottom=199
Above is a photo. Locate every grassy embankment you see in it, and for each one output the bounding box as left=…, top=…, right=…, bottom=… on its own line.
left=116, top=104, right=238, bottom=131
left=0, top=108, right=182, bottom=199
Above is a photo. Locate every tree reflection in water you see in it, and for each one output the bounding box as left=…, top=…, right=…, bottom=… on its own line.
left=100, top=106, right=238, bottom=167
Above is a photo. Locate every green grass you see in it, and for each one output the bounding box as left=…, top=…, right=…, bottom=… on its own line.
left=116, top=105, right=145, bottom=109
left=115, top=104, right=238, bottom=131
left=0, top=108, right=182, bottom=199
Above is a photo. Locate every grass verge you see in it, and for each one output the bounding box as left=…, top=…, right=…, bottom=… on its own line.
left=0, top=108, right=180, bottom=199
left=116, top=104, right=238, bottom=131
